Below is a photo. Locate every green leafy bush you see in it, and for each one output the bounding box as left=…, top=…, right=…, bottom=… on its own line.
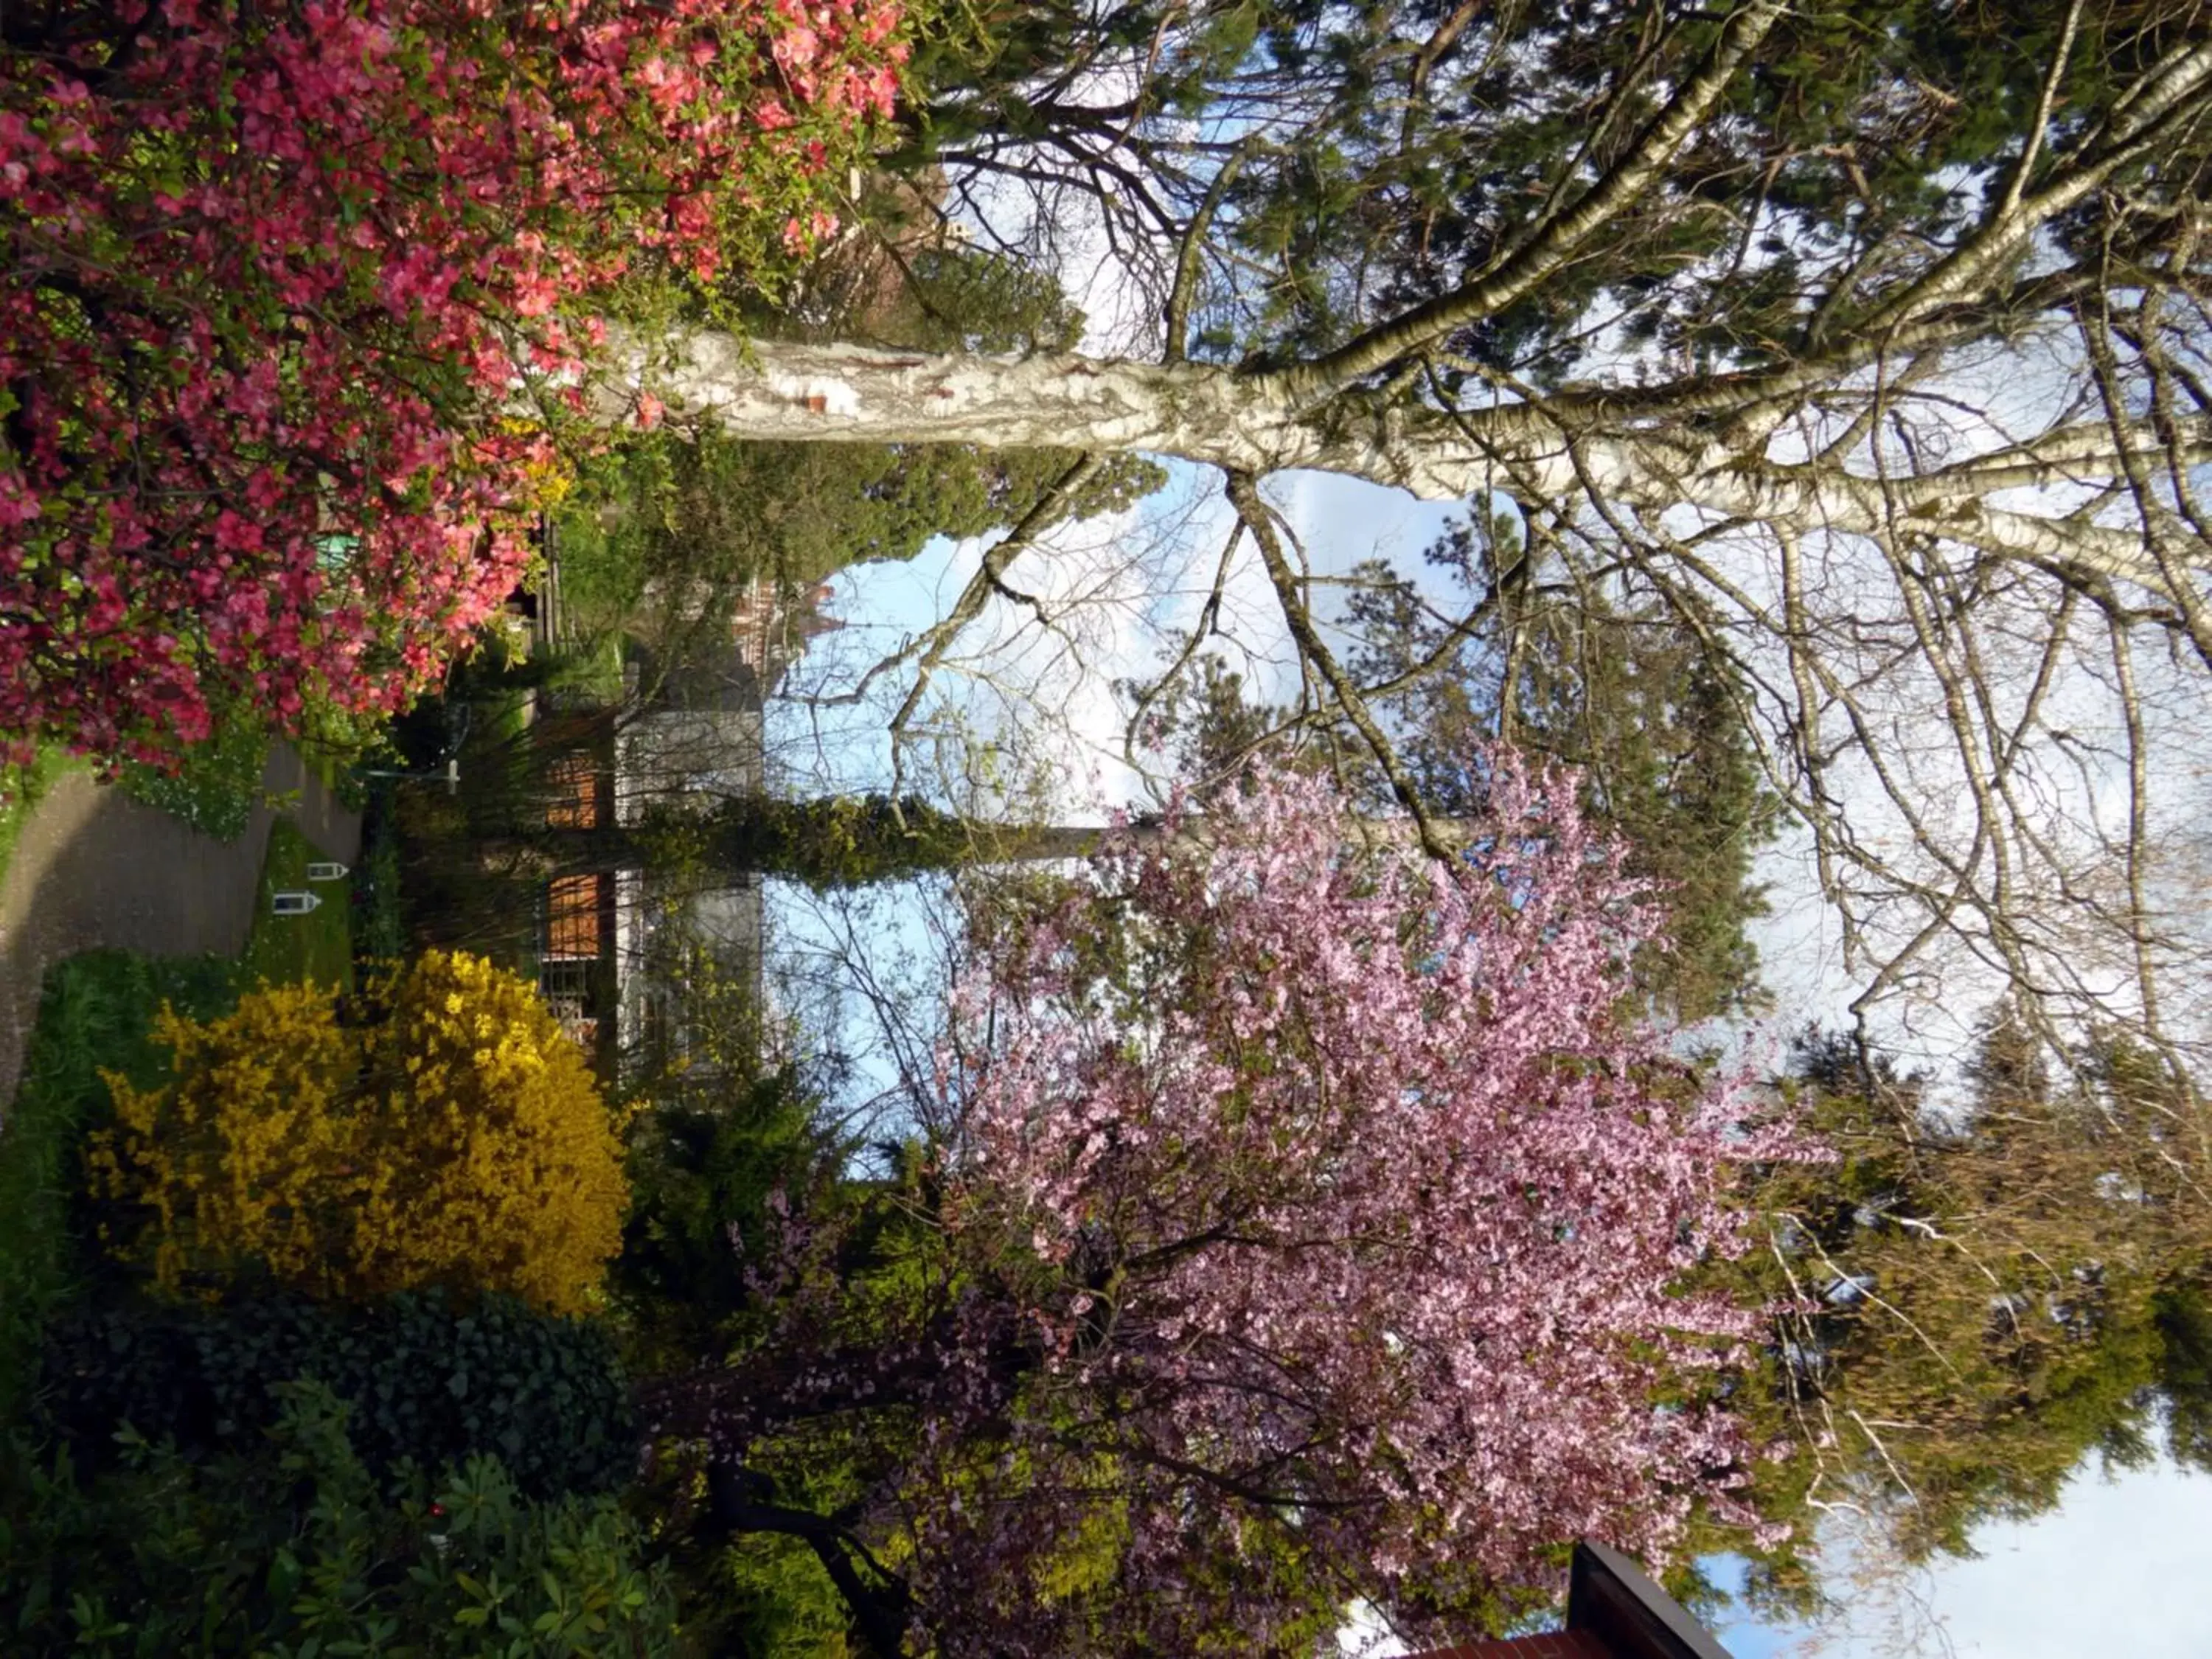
left=41, top=1289, right=635, bottom=1499
left=0, top=1381, right=675, bottom=1658
left=352, top=785, right=410, bottom=964
left=0, top=952, right=239, bottom=1419
left=616, top=1066, right=835, bottom=1367
left=114, top=716, right=270, bottom=841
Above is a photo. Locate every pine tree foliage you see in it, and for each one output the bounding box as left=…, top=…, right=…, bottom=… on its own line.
left=1718, top=1013, right=2212, bottom=1590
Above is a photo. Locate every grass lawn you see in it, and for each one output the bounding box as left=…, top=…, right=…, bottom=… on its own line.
left=237, top=818, right=355, bottom=993
left=114, top=717, right=269, bottom=841
left=0, top=744, right=83, bottom=894
left=0, top=952, right=239, bottom=1420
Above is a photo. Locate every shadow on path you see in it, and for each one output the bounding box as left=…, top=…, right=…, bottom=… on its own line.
left=0, top=745, right=361, bottom=1108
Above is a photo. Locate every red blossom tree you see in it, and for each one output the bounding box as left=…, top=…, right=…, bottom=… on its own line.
left=648, top=746, right=1805, bottom=1657
left=0, top=0, right=904, bottom=766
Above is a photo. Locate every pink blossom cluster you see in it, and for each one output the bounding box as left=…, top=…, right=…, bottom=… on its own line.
left=1, top=0, right=905, bottom=768
left=919, top=748, right=1805, bottom=1646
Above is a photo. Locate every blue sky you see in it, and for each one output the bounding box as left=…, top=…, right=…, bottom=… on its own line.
left=1717, top=1447, right=2212, bottom=1658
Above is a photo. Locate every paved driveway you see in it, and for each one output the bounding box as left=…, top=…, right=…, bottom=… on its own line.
left=0, top=745, right=360, bottom=1109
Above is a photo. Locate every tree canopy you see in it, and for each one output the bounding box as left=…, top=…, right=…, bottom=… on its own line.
left=1707, top=1013, right=2212, bottom=1615
left=0, top=0, right=905, bottom=767
left=643, top=747, right=1806, bottom=1655
left=618, top=0, right=2212, bottom=1073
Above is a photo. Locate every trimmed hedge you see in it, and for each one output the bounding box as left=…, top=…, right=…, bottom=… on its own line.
left=40, top=1288, right=635, bottom=1499
left=352, top=781, right=408, bottom=965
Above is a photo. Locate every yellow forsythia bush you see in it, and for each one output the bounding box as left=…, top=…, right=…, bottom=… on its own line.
left=92, top=951, right=627, bottom=1315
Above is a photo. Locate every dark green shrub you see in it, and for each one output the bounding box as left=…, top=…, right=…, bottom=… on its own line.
left=0, top=1381, right=676, bottom=1658
left=40, top=1289, right=635, bottom=1498
left=616, top=1066, right=835, bottom=1368
left=352, top=784, right=409, bottom=964
left=0, top=952, right=240, bottom=1419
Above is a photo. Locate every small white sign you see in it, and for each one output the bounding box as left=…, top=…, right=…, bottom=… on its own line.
left=271, top=891, right=322, bottom=915
left=305, top=861, right=349, bottom=883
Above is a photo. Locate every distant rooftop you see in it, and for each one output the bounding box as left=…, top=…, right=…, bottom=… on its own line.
left=1409, top=1542, right=1734, bottom=1659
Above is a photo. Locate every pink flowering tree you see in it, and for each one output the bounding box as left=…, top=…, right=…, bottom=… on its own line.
left=1, top=0, right=903, bottom=768
left=646, top=745, right=1803, bottom=1658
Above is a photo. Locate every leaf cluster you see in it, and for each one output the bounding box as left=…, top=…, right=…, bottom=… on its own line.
left=1713, top=1015, right=2212, bottom=1587
left=38, top=1290, right=636, bottom=1501
left=615, top=1065, right=840, bottom=1364
left=0, top=1381, right=674, bottom=1658
left=633, top=791, right=986, bottom=891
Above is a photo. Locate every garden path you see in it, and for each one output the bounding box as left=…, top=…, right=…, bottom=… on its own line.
left=0, top=745, right=360, bottom=1109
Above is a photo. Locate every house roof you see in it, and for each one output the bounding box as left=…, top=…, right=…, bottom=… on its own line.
left=1406, top=1542, right=1735, bottom=1659
left=1565, top=1541, right=1735, bottom=1659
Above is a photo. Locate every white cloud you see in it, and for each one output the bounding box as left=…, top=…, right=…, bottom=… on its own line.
left=1722, top=1451, right=2212, bottom=1659
left=1919, top=1455, right=2212, bottom=1658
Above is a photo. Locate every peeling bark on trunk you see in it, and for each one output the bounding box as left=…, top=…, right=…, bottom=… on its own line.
left=614, top=335, right=1312, bottom=474
left=609, top=335, right=2199, bottom=597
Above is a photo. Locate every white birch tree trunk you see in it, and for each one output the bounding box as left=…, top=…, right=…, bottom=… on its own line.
left=616, top=335, right=2200, bottom=600
left=573, top=11, right=2212, bottom=1074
